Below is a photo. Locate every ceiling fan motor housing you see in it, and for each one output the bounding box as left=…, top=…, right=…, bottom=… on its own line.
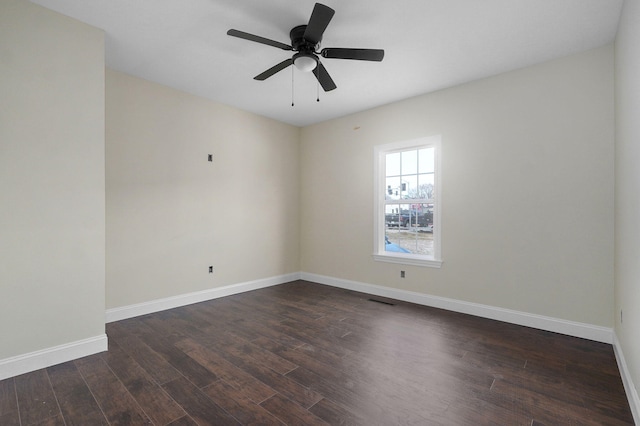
left=290, top=25, right=318, bottom=53
left=291, top=25, right=320, bottom=71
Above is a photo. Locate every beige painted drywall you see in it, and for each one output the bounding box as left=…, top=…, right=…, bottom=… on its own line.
left=106, top=70, right=300, bottom=309
left=0, top=1, right=105, bottom=359
left=615, top=0, right=640, bottom=407
left=301, top=45, right=615, bottom=327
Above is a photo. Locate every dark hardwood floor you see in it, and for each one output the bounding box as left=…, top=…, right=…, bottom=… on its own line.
left=0, top=280, right=634, bottom=425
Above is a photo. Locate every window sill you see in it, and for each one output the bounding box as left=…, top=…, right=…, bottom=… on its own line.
left=373, top=253, right=443, bottom=268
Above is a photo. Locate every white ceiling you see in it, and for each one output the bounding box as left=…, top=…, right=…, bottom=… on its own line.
left=31, top=0, right=623, bottom=127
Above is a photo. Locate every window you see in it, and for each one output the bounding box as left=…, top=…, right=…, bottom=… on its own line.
left=373, top=136, right=442, bottom=267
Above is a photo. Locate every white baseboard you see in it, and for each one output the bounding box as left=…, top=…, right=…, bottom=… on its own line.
left=105, top=272, right=301, bottom=323
left=613, top=333, right=640, bottom=424
left=301, top=272, right=614, bottom=344
left=0, top=334, right=108, bottom=381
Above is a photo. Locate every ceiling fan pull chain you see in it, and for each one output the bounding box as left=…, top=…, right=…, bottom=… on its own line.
left=317, top=74, right=320, bottom=102
left=291, top=65, right=295, bottom=106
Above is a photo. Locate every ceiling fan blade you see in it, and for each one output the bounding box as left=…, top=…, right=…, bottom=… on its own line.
left=254, top=59, right=294, bottom=80
left=303, top=3, right=335, bottom=45
left=227, top=29, right=292, bottom=51
left=321, top=48, right=385, bottom=61
left=313, top=62, right=337, bottom=92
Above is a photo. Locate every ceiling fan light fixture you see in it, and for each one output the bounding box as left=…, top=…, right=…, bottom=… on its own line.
left=293, top=54, right=317, bottom=72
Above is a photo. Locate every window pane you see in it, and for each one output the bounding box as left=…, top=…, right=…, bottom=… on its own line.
left=417, top=174, right=435, bottom=199
left=419, top=148, right=434, bottom=173
left=401, top=150, right=418, bottom=175
left=385, top=176, right=401, bottom=200
left=386, top=152, right=400, bottom=177
left=385, top=205, right=402, bottom=228
left=411, top=203, right=434, bottom=228
left=385, top=204, right=434, bottom=255
left=402, top=175, right=419, bottom=200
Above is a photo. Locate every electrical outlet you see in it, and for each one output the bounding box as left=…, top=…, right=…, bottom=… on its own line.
left=209, top=266, right=213, bottom=274
left=400, top=270, right=405, bottom=278
left=208, top=154, right=213, bottom=162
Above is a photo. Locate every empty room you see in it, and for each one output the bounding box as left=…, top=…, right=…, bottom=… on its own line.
left=1, top=0, right=639, bottom=424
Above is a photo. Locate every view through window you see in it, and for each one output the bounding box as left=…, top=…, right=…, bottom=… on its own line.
left=385, top=147, right=435, bottom=255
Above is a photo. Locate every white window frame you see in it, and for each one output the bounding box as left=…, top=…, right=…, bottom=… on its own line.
left=373, top=136, right=442, bottom=268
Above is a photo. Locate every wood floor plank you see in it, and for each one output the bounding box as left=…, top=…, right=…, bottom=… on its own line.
left=34, top=413, right=66, bottom=425
left=107, top=322, right=183, bottom=385
left=337, top=336, right=493, bottom=402
left=124, top=320, right=219, bottom=388
left=268, top=331, right=471, bottom=417
left=220, top=331, right=298, bottom=375
left=582, top=393, right=637, bottom=425
left=242, top=291, right=327, bottom=322
left=260, top=393, right=330, bottom=426
left=439, top=395, right=534, bottom=426
left=199, top=333, right=324, bottom=409
left=294, top=341, right=344, bottom=367
left=14, top=369, right=60, bottom=425
left=308, top=397, right=368, bottom=426
left=251, top=337, right=343, bottom=378
left=47, top=362, right=107, bottom=425
left=258, top=316, right=352, bottom=359
left=202, top=379, right=285, bottom=425
left=180, top=299, right=251, bottom=329
left=177, top=338, right=277, bottom=404
left=489, top=376, right=630, bottom=426
left=166, top=415, right=200, bottom=426
left=494, top=363, right=586, bottom=409
left=74, top=355, right=152, bottom=425
left=565, top=360, right=628, bottom=396
left=99, top=339, right=186, bottom=425
left=149, top=308, right=214, bottom=340
left=0, top=378, right=20, bottom=426
left=285, top=364, right=441, bottom=425
left=161, top=376, right=241, bottom=426
left=137, top=311, right=209, bottom=346
left=231, top=317, right=308, bottom=351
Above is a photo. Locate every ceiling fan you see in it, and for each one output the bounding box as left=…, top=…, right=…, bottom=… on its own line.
left=227, top=3, right=384, bottom=92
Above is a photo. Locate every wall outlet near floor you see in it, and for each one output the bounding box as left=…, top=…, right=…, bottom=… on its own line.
left=209, top=266, right=213, bottom=274
left=400, top=270, right=405, bottom=278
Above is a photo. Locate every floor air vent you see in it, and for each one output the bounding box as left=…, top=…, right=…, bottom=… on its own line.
left=368, top=298, right=395, bottom=306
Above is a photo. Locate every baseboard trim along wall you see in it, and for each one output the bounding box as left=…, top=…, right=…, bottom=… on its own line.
left=613, top=333, right=640, bottom=424
left=0, top=334, right=108, bottom=381
left=300, top=272, right=614, bottom=344
left=105, top=272, right=301, bottom=323
left=108, top=271, right=614, bottom=341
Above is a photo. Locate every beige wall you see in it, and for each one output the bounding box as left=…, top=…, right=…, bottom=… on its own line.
left=0, top=1, right=105, bottom=359
left=106, top=70, right=300, bottom=309
left=301, top=45, right=615, bottom=327
left=615, top=0, right=640, bottom=408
